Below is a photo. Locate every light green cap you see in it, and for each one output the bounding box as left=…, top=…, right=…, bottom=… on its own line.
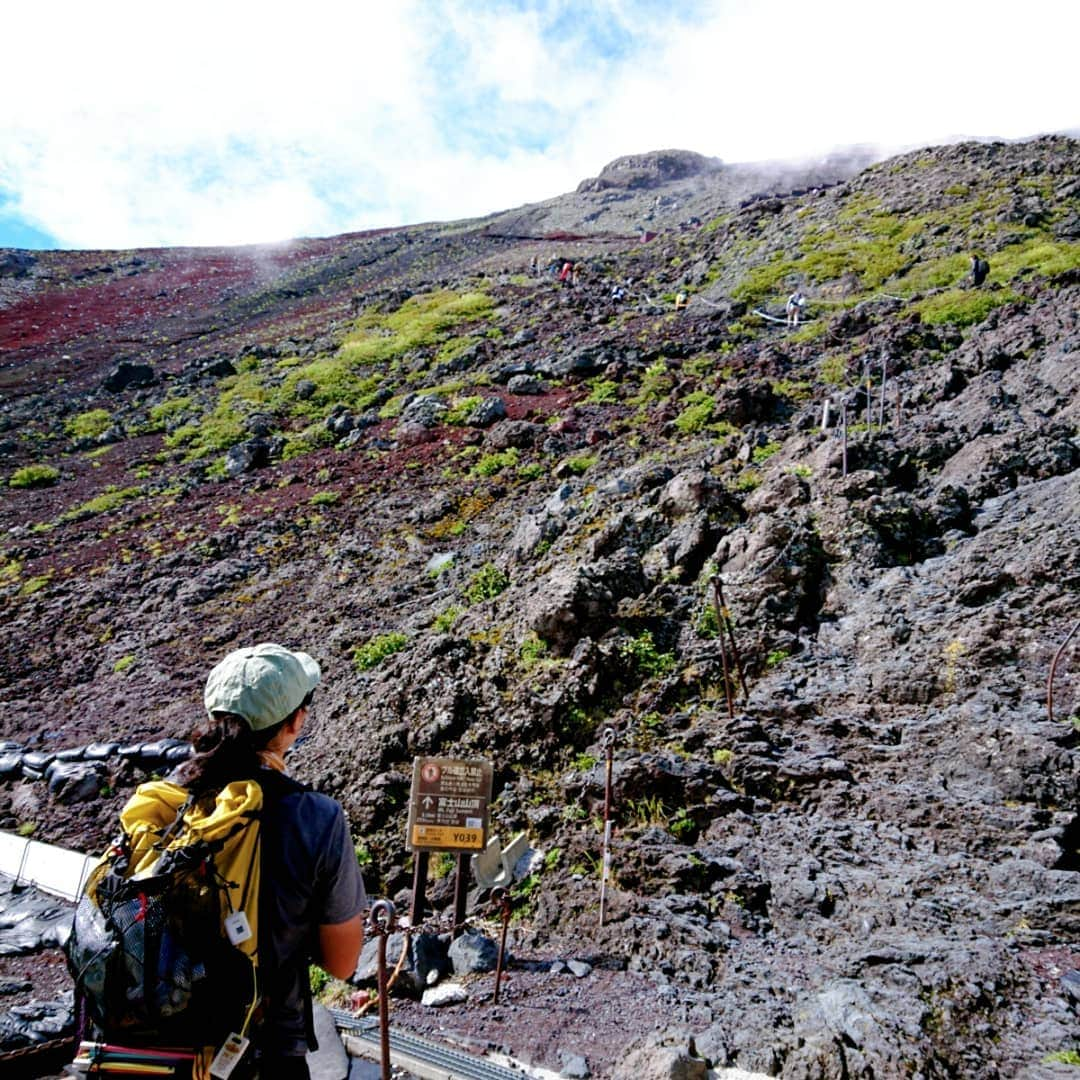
left=204, top=643, right=321, bottom=731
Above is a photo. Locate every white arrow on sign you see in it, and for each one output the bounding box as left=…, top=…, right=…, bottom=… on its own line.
left=422, top=796, right=434, bottom=809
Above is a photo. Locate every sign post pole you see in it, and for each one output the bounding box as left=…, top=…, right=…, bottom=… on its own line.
left=410, top=850, right=429, bottom=926
left=453, top=852, right=469, bottom=939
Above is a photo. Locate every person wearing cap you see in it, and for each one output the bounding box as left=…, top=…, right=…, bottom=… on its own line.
left=176, top=643, right=366, bottom=1079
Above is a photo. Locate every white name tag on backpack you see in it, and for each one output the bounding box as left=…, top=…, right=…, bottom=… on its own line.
left=224, top=911, right=252, bottom=946
left=210, top=1032, right=250, bottom=1078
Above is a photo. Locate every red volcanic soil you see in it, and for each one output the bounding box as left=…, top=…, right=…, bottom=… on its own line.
left=0, top=232, right=402, bottom=397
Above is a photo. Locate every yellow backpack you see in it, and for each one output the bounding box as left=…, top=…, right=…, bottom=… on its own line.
left=67, top=779, right=265, bottom=1055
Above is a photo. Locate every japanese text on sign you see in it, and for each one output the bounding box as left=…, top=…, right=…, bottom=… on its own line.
left=407, top=757, right=493, bottom=852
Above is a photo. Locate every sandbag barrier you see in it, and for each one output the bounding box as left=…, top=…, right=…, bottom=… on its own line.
left=0, top=876, right=76, bottom=1066
left=0, top=739, right=192, bottom=803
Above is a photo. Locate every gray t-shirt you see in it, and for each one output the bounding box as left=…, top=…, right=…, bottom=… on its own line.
left=259, top=773, right=367, bottom=1057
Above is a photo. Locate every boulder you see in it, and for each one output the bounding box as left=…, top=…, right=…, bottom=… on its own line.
left=487, top=420, right=544, bottom=450
left=400, top=395, right=446, bottom=428
left=507, top=374, right=547, bottom=395
left=611, top=1032, right=707, bottom=1080
left=224, top=438, right=271, bottom=476
left=103, top=360, right=156, bottom=393
left=448, top=930, right=498, bottom=974
left=468, top=397, right=507, bottom=426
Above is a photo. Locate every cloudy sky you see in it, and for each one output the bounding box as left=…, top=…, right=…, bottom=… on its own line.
left=2, top=0, right=1076, bottom=250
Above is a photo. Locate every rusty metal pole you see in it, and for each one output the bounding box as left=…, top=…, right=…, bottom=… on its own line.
left=370, top=899, right=396, bottom=1080
left=841, top=401, right=848, bottom=477
left=599, top=727, right=616, bottom=928
left=879, top=356, right=887, bottom=428
left=1047, top=618, right=1080, bottom=724
left=710, top=578, right=735, bottom=719
left=714, top=576, right=749, bottom=702
left=452, top=852, right=469, bottom=940
left=491, top=887, right=512, bottom=1005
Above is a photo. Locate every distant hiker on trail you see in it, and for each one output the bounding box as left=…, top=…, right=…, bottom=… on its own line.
left=970, top=254, right=990, bottom=287
left=572, top=261, right=584, bottom=287
left=559, top=261, right=573, bottom=286
left=675, top=291, right=688, bottom=311
left=786, top=290, right=806, bottom=327
left=529, top=255, right=538, bottom=276
left=611, top=283, right=626, bottom=302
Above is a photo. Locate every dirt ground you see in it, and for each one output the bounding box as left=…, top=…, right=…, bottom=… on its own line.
left=4, top=945, right=665, bottom=1079
left=384, top=956, right=669, bottom=1076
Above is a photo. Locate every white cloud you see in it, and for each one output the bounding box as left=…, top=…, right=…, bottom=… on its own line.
left=0, top=0, right=1076, bottom=248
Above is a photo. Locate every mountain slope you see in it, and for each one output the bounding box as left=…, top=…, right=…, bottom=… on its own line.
left=1, top=137, right=1079, bottom=1077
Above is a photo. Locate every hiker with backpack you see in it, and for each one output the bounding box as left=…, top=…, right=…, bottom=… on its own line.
left=68, top=643, right=366, bottom=1079
left=786, top=290, right=806, bottom=327
left=970, top=254, right=990, bottom=287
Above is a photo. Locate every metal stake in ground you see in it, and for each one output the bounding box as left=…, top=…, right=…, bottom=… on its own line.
left=879, top=356, right=888, bottom=428
left=490, top=887, right=512, bottom=1005
left=710, top=578, right=736, bottom=719
left=1047, top=617, right=1080, bottom=724
left=714, top=576, right=749, bottom=703
left=599, top=726, right=617, bottom=928
left=841, top=401, right=848, bottom=477
left=370, top=899, right=396, bottom=1080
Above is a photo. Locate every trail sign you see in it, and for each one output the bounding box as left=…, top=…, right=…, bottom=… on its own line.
left=407, top=757, right=493, bottom=852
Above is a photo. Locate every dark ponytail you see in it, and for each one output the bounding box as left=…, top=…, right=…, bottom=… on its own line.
left=173, top=713, right=286, bottom=795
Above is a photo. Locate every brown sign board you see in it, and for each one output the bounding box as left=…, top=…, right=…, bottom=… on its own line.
left=407, top=757, right=493, bottom=852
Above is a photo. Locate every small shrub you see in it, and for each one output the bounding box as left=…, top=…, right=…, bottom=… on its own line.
left=520, top=633, right=548, bottom=668
left=309, top=967, right=331, bottom=996
left=16, top=822, right=37, bottom=838
left=1044, top=1050, right=1080, bottom=1066
left=674, top=395, right=714, bottom=435
left=731, top=469, right=761, bottom=492
left=751, top=441, right=781, bottom=464
left=113, top=655, right=136, bottom=674
left=352, top=632, right=408, bottom=671
left=148, top=396, right=193, bottom=430
left=465, top=563, right=509, bottom=603
left=517, top=462, right=545, bottom=481
left=586, top=379, right=620, bottom=404
left=9, top=464, right=59, bottom=489
left=669, top=808, right=696, bottom=841
left=629, top=795, right=668, bottom=826
left=695, top=601, right=720, bottom=639
left=431, top=852, right=457, bottom=880
left=765, top=648, right=790, bottom=668
left=564, top=454, right=597, bottom=475
left=309, top=491, right=340, bottom=507
left=432, top=606, right=463, bottom=633
left=444, top=395, right=484, bottom=425
left=471, top=448, right=519, bottom=477
left=65, top=408, right=111, bottom=440
left=572, top=752, right=597, bottom=772
left=620, top=631, right=676, bottom=679
left=712, top=748, right=734, bottom=766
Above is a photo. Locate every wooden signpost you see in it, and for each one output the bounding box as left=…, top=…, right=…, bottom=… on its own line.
left=406, top=757, right=493, bottom=933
